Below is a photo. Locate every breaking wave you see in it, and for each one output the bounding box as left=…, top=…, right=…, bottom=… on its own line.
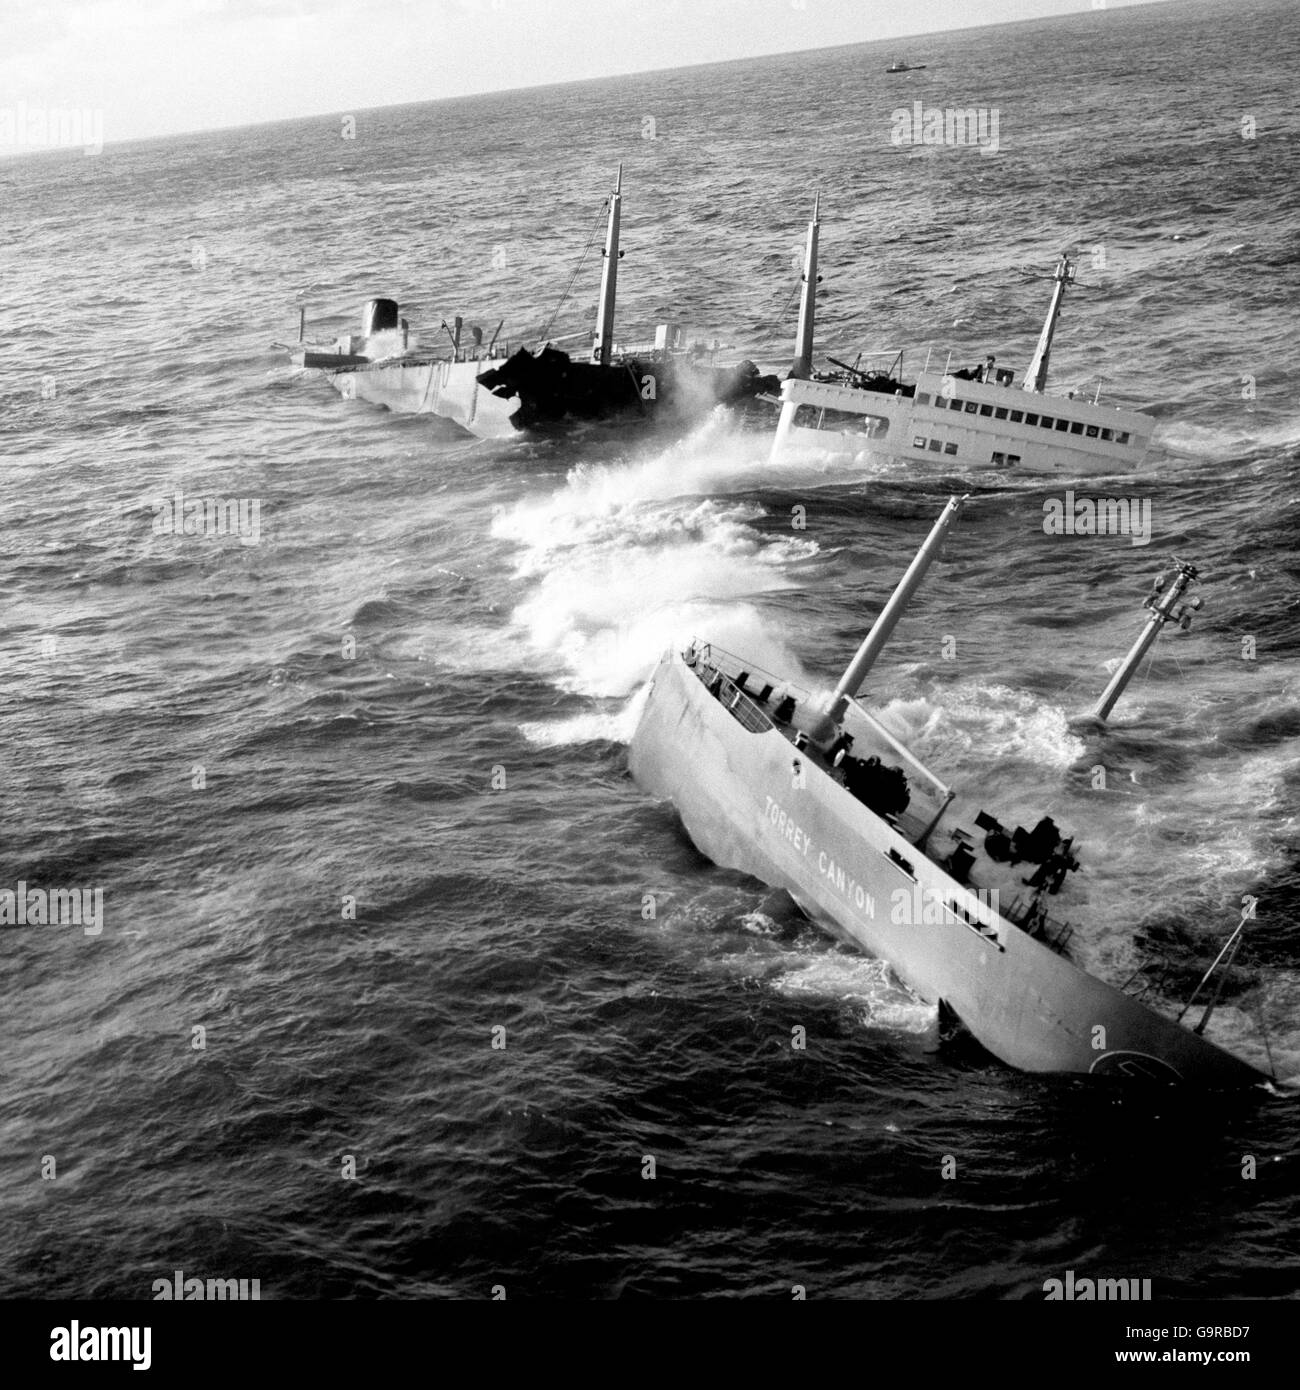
left=492, top=415, right=825, bottom=702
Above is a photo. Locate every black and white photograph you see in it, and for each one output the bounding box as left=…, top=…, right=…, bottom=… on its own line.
left=2, top=0, right=1296, bottom=1357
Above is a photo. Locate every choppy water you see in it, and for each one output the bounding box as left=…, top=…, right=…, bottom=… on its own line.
left=2, top=0, right=1299, bottom=1299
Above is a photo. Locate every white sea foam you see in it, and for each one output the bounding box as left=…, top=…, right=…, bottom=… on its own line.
left=519, top=682, right=651, bottom=747
left=1157, top=417, right=1300, bottom=459
left=874, top=684, right=1086, bottom=771
left=493, top=408, right=851, bottom=556
left=770, top=952, right=938, bottom=1035
left=493, top=414, right=827, bottom=704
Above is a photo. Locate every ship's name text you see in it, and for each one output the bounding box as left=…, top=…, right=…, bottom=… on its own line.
left=764, top=797, right=877, bottom=919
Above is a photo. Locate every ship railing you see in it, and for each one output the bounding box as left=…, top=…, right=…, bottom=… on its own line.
left=1003, top=892, right=1074, bottom=953
left=450, top=345, right=513, bottom=364
left=684, top=640, right=813, bottom=706
left=353, top=345, right=512, bottom=370
left=685, top=645, right=776, bottom=735
left=862, top=348, right=906, bottom=381
left=821, top=347, right=906, bottom=381
left=715, top=676, right=775, bottom=735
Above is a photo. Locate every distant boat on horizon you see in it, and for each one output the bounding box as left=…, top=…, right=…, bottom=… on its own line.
left=886, top=59, right=928, bottom=73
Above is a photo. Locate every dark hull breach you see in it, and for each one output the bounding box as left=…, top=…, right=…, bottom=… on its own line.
left=628, top=500, right=1269, bottom=1085
left=475, top=346, right=778, bottom=431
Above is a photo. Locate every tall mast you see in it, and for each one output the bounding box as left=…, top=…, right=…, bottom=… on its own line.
left=789, top=191, right=821, bottom=380
left=818, top=495, right=966, bottom=732
left=1021, top=250, right=1076, bottom=394
left=593, top=164, right=623, bottom=367
left=1091, top=562, right=1201, bottom=722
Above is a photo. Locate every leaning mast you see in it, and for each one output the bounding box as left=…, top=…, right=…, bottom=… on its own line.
left=789, top=192, right=821, bottom=381
left=1091, top=562, right=1202, bottom=722
left=1022, top=250, right=1077, bottom=395
left=814, top=495, right=966, bottom=736
left=593, top=165, right=623, bottom=367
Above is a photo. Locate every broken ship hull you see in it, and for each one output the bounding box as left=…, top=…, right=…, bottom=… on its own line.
left=328, top=357, right=521, bottom=439
left=317, top=348, right=778, bottom=439
left=474, top=346, right=779, bottom=431
left=629, top=646, right=1265, bottom=1084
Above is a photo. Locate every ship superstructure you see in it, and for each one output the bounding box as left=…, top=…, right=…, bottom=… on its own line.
left=770, top=205, right=1155, bottom=475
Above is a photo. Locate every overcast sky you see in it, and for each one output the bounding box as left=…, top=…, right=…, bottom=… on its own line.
left=2, top=0, right=1175, bottom=150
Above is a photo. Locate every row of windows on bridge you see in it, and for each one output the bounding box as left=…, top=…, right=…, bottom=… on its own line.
left=916, top=392, right=1132, bottom=444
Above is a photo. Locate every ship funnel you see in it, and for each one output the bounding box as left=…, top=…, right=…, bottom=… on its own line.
left=1091, top=561, right=1201, bottom=722
left=820, top=495, right=967, bottom=731
left=1021, top=250, right=1076, bottom=395
left=788, top=192, right=821, bottom=380
left=362, top=297, right=400, bottom=337
left=593, top=164, right=623, bottom=367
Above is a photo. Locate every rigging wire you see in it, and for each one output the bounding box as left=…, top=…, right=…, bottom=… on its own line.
left=1133, top=624, right=1165, bottom=700
left=758, top=274, right=802, bottom=353
left=535, top=198, right=611, bottom=350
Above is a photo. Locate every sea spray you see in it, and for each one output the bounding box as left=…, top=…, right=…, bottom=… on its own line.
left=493, top=416, right=825, bottom=705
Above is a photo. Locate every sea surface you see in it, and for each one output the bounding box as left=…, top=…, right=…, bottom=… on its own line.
left=2, top=0, right=1299, bottom=1299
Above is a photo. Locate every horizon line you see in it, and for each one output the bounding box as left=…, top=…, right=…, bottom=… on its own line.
left=0, top=0, right=1181, bottom=162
